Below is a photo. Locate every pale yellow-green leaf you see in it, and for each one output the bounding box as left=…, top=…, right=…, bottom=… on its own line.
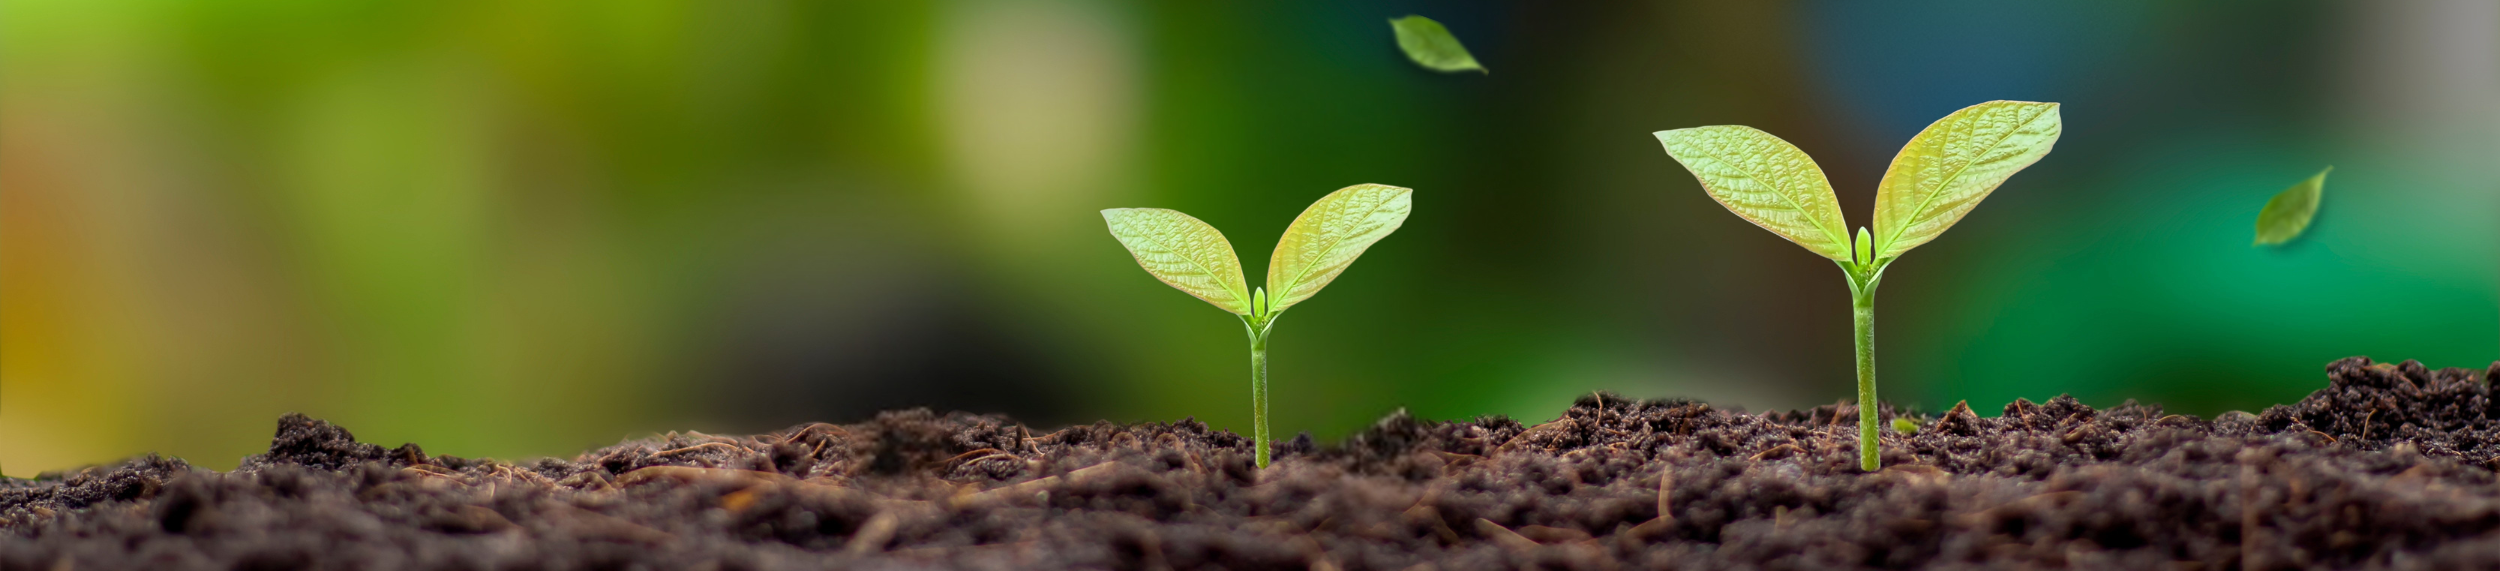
left=1390, top=15, right=1486, bottom=74
left=1871, top=101, right=2061, bottom=259
left=1266, top=184, right=1413, bottom=312
left=2254, top=166, right=2330, bottom=246
left=1102, top=208, right=1252, bottom=315
left=1655, top=126, right=1852, bottom=261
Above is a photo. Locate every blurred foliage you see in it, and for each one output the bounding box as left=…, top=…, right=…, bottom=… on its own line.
left=4, top=0, right=2494, bottom=473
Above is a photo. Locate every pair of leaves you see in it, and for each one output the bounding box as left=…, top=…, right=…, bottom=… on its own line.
left=1656, top=101, right=2063, bottom=262
left=2254, top=167, right=2329, bottom=246
left=1390, top=15, right=1485, bottom=74
left=1103, top=184, right=1413, bottom=317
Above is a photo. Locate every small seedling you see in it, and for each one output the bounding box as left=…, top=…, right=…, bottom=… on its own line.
left=2254, top=166, right=2330, bottom=246
left=1103, top=184, right=1414, bottom=468
left=1390, top=15, right=1486, bottom=74
left=1892, top=417, right=1920, bottom=436
left=1657, top=100, right=2061, bottom=471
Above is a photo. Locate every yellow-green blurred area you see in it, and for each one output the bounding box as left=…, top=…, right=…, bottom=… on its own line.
left=4, top=1, right=2495, bottom=474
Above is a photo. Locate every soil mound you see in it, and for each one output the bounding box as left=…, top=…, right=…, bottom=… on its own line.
left=6, top=357, right=2499, bottom=570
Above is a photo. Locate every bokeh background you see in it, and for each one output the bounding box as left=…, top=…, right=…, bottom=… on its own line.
left=5, top=0, right=2495, bottom=473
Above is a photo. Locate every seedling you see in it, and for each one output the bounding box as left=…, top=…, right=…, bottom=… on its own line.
left=1656, top=101, right=2062, bottom=471
left=2254, top=167, right=2330, bottom=246
left=1390, top=15, right=1486, bottom=74
left=1103, top=184, right=1414, bottom=468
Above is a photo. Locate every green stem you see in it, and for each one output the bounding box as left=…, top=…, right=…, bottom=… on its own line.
left=1843, top=262, right=1885, bottom=472
left=1852, top=280, right=1878, bottom=471
left=1246, top=319, right=1273, bottom=469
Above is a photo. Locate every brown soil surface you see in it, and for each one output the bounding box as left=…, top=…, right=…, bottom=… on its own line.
left=6, top=357, right=2500, bottom=570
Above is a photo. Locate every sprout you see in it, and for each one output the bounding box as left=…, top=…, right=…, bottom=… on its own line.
left=1656, top=101, right=2062, bottom=471
left=1103, top=184, right=1414, bottom=468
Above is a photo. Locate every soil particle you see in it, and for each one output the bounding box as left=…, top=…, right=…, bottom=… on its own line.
left=6, top=357, right=2500, bottom=570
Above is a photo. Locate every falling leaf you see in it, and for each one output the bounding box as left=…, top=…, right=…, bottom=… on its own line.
left=2254, top=167, right=2330, bottom=246
left=1390, top=15, right=1486, bottom=74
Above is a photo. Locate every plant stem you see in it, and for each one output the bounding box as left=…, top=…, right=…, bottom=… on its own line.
left=1246, top=319, right=1273, bottom=469
left=1844, top=264, right=1884, bottom=472
left=1852, top=282, right=1878, bottom=471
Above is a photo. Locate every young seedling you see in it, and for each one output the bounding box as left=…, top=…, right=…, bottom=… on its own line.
left=1103, top=184, right=1414, bottom=468
left=1656, top=101, right=2062, bottom=471
left=2254, top=166, right=2330, bottom=246
left=1390, top=15, right=1486, bottom=74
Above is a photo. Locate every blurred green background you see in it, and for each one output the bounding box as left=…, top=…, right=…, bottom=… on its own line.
left=4, top=1, right=2495, bottom=473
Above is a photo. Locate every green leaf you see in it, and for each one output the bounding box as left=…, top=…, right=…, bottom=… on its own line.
left=1102, top=208, right=1253, bottom=315
left=1266, top=184, right=1413, bottom=313
left=1871, top=101, right=2061, bottom=259
left=1655, top=126, right=1853, bottom=261
left=1891, top=417, right=1919, bottom=435
left=1390, top=15, right=1486, bottom=74
left=2254, top=167, right=2330, bottom=246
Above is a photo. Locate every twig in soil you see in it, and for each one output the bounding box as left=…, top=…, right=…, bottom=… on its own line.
left=1656, top=467, right=1674, bottom=527
left=943, top=448, right=1008, bottom=469
left=780, top=423, right=847, bottom=444
left=556, top=471, right=614, bottom=491
left=1472, top=518, right=1541, bottom=551
left=1623, top=467, right=1679, bottom=541
left=844, top=511, right=900, bottom=555
left=401, top=464, right=461, bottom=479
left=654, top=442, right=749, bottom=458
left=678, top=430, right=740, bottom=444
left=617, top=465, right=793, bottom=489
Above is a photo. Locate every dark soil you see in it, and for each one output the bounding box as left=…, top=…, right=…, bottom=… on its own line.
left=7, top=357, right=2500, bottom=570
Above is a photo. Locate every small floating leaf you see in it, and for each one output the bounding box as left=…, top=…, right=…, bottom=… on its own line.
left=1102, top=208, right=1253, bottom=315
left=1390, top=15, right=1486, bottom=74
left=1267, top=184, right=1413, bottom=313
left=2254, top=167, right=2330, bottom=246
